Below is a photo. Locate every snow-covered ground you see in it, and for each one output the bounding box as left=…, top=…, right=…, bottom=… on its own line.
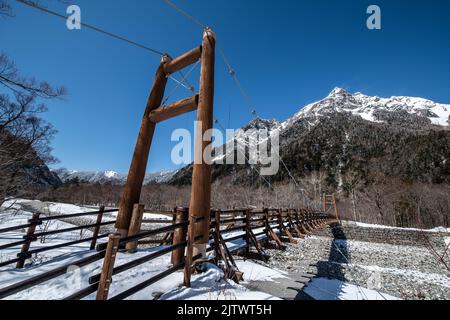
left=346, top=220, right=450, bottom=233
left=303, top=277, right=400, bottom=300
left=0, top=200, right=103, bottom=267
left=4, top=199, right=446, bottom=300
left=0, top=200, right=284, bottom=300
left=160, top=262, right=284, bottom=300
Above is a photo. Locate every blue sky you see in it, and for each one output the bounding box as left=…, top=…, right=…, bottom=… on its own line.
left=1, top=0, right=450, bottom=173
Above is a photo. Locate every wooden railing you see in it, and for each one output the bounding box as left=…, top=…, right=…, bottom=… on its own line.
left=0, top=206, right=118, bottom=268
left=0, top=205, right=337, bottom=300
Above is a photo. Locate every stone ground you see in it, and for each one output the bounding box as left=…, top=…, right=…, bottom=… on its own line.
left=240, top=224, right=450, bottom=300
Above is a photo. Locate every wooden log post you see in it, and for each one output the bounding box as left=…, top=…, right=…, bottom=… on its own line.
left=90, top=206, right=105, bottom=250
left=171, top=208, right=189, bottom=265
left=16, top=213, right=40, bottom=269
left=244, top=209, right=251, bottom=256
left=214, top=210, right=229, bottom=268
left=323, top=193, right=326, bottom=212
left=115, top=55, right=171, bottom=237
left=288, top=209, right=303, bottom=239
left=185, top=28, right=216, bottom=287
left=299, top=210, right=312, bottom=234
left=333, top=193, right=340, bottom=221
left=96, top=233, right=121, bottom=300
left=263, top=208, right=270, bottom=240
left=125, top=204, right=145, bottom=252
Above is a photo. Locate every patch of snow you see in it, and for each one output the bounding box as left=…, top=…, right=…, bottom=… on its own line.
left=235, top=260, right=287, bottom=282
left=345, top=220, right=450, bottom=233
left=304, top=277, right=400, bottom=300
left=104, top=171, right=118, bottom=178
left=160, top=263, right=281, bottom=300
left=445, top=237, right=450, bottom=247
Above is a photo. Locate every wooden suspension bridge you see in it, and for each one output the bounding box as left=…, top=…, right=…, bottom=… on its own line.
left=0, top=29, right=339, bottom=299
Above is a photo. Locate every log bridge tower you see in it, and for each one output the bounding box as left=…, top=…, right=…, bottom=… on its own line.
left=115, top=29, right=215, bottom=274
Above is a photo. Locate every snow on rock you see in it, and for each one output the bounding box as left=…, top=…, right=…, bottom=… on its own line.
left=303, top=277, right=400, bottom=300
left=46, top=202, right=96, bottom=215
left=358, top=264, right=450, bottom=289
left=346, top=220, right=450, bottom=233
left=160, top=263, right=281, bottom=300
left=445, top=237, right=450, bottom=247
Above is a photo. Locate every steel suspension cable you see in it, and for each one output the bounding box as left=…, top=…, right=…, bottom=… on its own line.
left=16, top=0, right=166, bottom=57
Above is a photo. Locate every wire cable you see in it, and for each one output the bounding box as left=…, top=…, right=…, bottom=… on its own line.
left=162, top=0, right=206, bottom=29
left=16, top=0, right=166, bottom=56
left=162, top=61, right=199, bottom=105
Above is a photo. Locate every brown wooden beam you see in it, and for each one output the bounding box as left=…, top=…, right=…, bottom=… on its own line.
left=184, top=29, right=215, bottom=287
left=148, top=95, right=199, bottom=123
left=115, top=55, right=171, bottom=234
left=164, top=46, right=202, bottom=75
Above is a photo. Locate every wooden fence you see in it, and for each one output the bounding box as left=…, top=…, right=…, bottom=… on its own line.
left=0, top=205, right=336, bottom=300
left=0, top=206, right=118, bottom=268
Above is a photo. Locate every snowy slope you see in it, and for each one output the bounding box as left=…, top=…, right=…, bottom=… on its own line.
left=287, top=87, right=450, bottom=127
left=53, top=168, right=177, bottom=185
left=0, top=200, right=282, bottom=300
left=211, top=88, right=450, bottom=165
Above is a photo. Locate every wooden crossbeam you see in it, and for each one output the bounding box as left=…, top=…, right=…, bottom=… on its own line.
left=149, top=95, right=199, bottom=123
left=164, top=46, right=202, bottom=75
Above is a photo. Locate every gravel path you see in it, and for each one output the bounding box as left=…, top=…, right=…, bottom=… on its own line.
left=243, top=224, right=450, bottom=300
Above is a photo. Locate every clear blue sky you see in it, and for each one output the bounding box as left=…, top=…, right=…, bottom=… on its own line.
left=1, top=0, right=450, bottom=173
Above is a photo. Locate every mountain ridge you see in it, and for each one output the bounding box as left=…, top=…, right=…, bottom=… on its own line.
left=53, top=168, right=177, bottom=185
left=169, top=88, right=450, bottom=186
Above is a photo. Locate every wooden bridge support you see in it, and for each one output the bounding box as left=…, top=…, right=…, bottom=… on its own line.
left=125, top=204, right=145, bottom=252
left=171, top=208, right=189, bottom=265
left=115, top=28, right=214, bottom=250
left=323, top=193, right=339, bottom=221
left=115, top=56, right=170, bottom=236
left=184, top=28, right=216, bottom=286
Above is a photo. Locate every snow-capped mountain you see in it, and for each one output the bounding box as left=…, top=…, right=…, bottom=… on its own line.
left=53, top=169, right=177, bottom=185
left=286, top=87, right=450, bottom=127
left=170, top=87, right=450, bottom=186
left=213, top=88, right=450, bottom=165
left=218, top=88, right=450, bottom=159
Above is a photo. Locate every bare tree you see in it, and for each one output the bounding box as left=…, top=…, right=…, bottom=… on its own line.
left=0, top=52, right=65, bottom=205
